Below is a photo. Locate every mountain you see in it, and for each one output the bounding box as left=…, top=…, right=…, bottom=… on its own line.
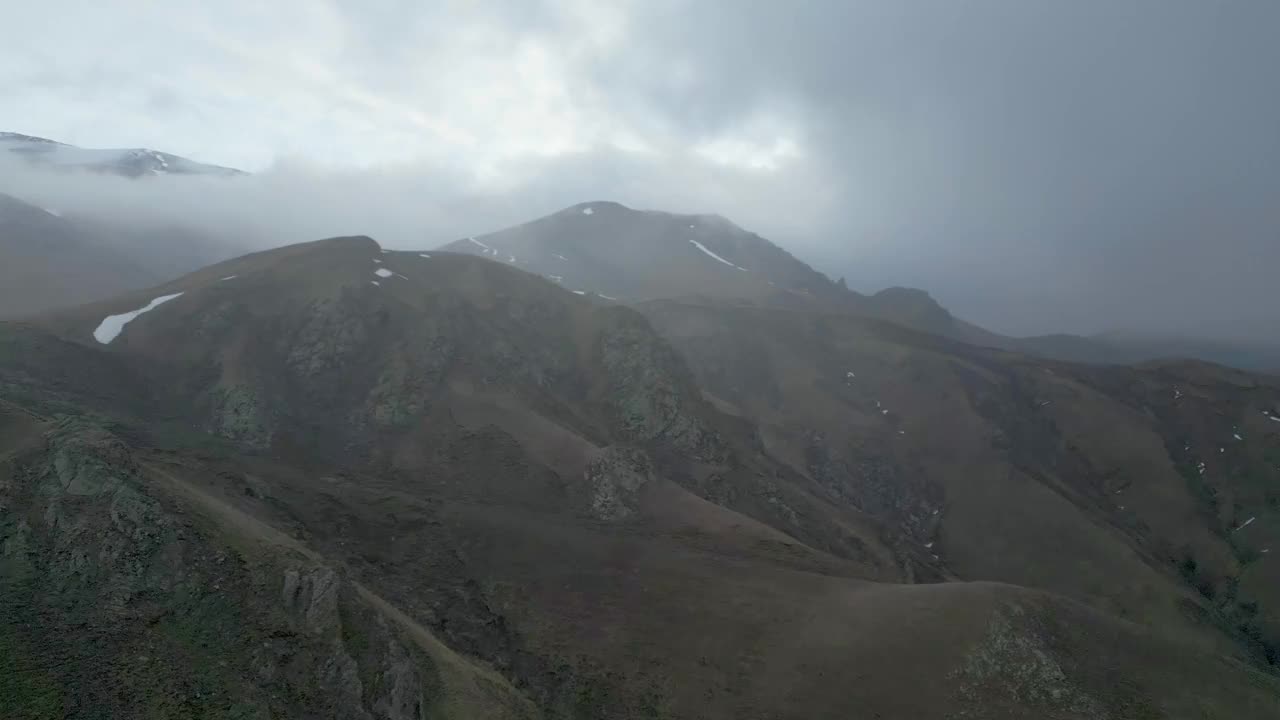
left=1, top=131, right=244, bottom=178
left=436, top=201, right=1280, bottom=374
left=436, top=201, right=840, bottom=304
left=0, top=192, right=244, bottom=318
left=3, top=235, right=1279, bottom=717
left=0, top=193, right=160, bottom=317
left=640, top=298, right=1280, bottom=661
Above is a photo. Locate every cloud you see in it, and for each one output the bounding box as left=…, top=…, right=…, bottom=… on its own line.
left=3, top=0, right=1278, bottom=344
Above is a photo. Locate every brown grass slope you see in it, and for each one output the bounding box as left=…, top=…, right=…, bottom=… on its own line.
left=0, top=237, right=1278, bottom=717
left=641, top=299, right=1280, bottom=666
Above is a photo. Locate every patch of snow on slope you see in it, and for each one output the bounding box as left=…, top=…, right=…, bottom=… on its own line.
left=465, top=237, right=491, bottom=250
left=598, top=293, right=618, bottom=301
left=1235, top=516, right=1256, bottom=532
left=689, top=239, right=747, bottom=271
left=371, top=280, right=380, bottom=286
left=41, top=207, right=62, bottom=217
left=549, top=275, right=563, bottom=282
left=220, top=275, right=237, bottom=281
left=92, top=292, right=184, bottom=344
left=554, top=253, right=568, bottom=261
left=374, top=268, right=393, bottom=278
left=419, top=253, right=431, bottom=259
left=582, top=207, right=594, bottom=215
left=572, top=290, right=587, bottom=295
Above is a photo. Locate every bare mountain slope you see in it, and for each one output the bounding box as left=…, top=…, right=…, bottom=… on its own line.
left=641, top=298, right=1280, bottom=665
left=3, top=236, right=1279, bottom=717
left=0, top=192, right=243, bottom=318
left=438, top=202, right=1280, bottom=372
left=0, top=193, right=161, bottom=317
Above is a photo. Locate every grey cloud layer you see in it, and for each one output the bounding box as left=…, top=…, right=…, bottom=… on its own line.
left=3, top=0, right=1278, bottom=343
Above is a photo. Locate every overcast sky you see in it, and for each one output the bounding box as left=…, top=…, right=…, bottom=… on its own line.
left=3, top=0, right=1278, bottom=342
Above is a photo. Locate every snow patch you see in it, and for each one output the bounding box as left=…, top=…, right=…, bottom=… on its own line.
left=582, top=207, right=594, bottom=215
left=689, top=239, right=747, bottom=271
left=1234, top=433, right=1243, bottom=441
left=1235, top=516, right=1256, bottom=532
left=554, top=253, right=568, bottom=261
left=380, top=249, right=390, bottom=254
left=374, top=268, right=394, bottom=278
left=41, top=207, right=61, bottom=217
left=508, top=255, right=517, bottom=263
left=220, top=275, right=237, bottom=281
left=598, top=293, right=618, bottom=301
left=572, top=290, right=587, bottom=295
left=549, top=275, right=563, bottom=282
left=92, top=292, right=184, bottom=344
left=465, top=237, right=491, bottom=250
left=419, top=253, right=431, bottom=259
left=373, top=258, right=382, bottom=264
left=370, top=280, right=380, bottom=286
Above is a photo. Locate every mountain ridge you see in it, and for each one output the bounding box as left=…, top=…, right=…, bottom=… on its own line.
left=1, top=131, right=245, bottom=178
left=4, top=234, right=1279, bottom=717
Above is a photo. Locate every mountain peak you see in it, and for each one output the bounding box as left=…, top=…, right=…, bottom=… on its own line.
left=1, top=131, right=245, bottom=177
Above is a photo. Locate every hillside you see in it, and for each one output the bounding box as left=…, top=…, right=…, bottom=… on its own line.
left=435, top=201, right=1280, bottom=373
left=2, top=236, right=1279, bottom=717
left=0, top=193, right=241, bottom=318
left=0, top=193, right=162, bottom=317
left=435, top=201, right=840, bottom=304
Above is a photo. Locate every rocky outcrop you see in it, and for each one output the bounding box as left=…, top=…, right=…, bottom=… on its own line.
left=597, top=317, right=725, bottom=462
left=0, top=418, right=462, bottom=719
left=582, top=447, right=654, bottom=521
left=950, top=604, right=1107, bottom=719
left=209, top=384, right=273, bottom=448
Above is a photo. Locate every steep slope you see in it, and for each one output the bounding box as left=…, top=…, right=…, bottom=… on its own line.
left=1, top=131, right=244, bottom=177
left=438, top=201, right=1280, bottom=372
left=642, top=298, right=1280, bottom=666
left=0, top=192, right=243, bottom=318
left=0, top=193, right=161, bottom=317
left=2, top=239, right=1279, bottom=717
left=435, top=201, right=836, bottom=304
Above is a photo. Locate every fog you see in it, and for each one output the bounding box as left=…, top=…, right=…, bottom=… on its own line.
left=4, top=1, right=1279, bottom=344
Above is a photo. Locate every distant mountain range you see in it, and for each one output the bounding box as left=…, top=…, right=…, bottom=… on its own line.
left=438, top=200, right=1280, bottom=373
left=1, top=131, right=244, bottom=177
